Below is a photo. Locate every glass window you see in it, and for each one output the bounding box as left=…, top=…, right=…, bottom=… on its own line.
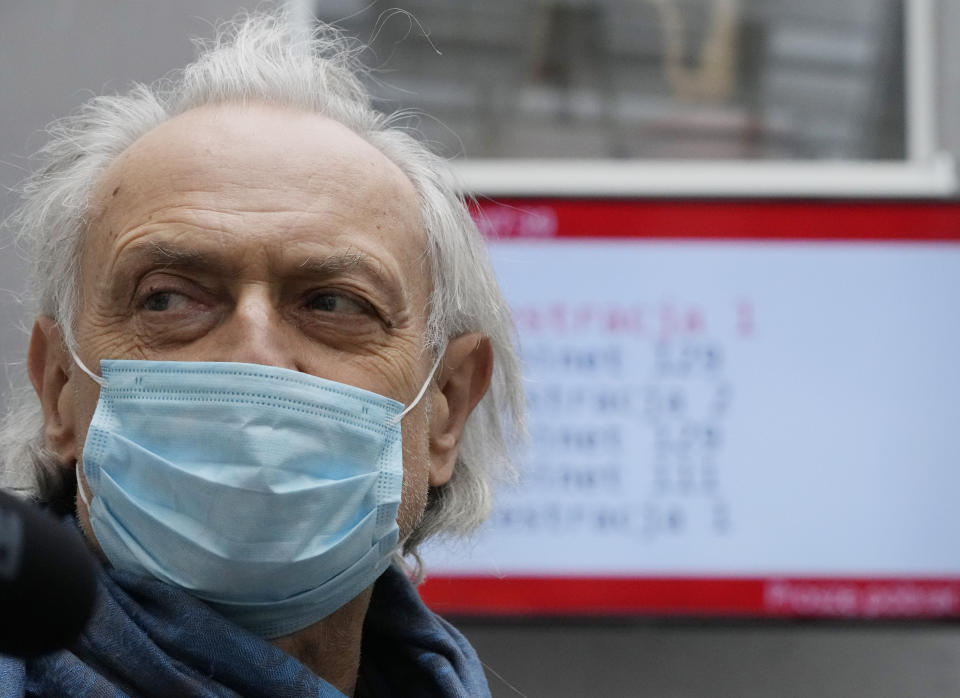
left=308, top=0, right=906, bottom=160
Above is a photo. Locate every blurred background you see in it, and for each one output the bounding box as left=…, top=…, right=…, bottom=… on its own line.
left=314, top=0, right=909, bottom=161
left=1, top=1, right=959, bottom=696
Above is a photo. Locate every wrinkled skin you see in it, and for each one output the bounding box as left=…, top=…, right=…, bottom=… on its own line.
left=27, top=103, right=493, bottom=693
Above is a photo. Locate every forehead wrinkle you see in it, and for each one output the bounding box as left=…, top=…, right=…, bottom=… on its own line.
left=85, top=103, right=432, bottom=310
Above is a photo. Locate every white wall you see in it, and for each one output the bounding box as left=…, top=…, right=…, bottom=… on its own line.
left=0, top=0, right=252, bottom=407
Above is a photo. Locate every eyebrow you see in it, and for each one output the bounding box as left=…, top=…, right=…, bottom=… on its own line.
left=297, top=250, right=371, bottom=277
left=295, top=251, right=407, bottom=319
left=119, top=241, right=228, bottom=274
left=119, top=242, right=377, bottom=278
left=115, top=241, right=405, bottom=309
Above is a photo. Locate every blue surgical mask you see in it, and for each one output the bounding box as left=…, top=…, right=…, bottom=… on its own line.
left=72, top=354, right=439, bottom=638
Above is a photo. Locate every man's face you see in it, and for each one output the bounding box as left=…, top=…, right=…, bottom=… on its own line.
left=66, top=103, right=441, bottom=542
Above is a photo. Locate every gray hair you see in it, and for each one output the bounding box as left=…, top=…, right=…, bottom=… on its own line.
left=0, top=11, right=523, bottom=555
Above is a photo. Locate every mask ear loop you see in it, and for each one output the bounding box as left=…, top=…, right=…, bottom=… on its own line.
left=392, top=349, right=445, bottom=424
left=76, top=464, right=91, bottom=508
left=68, top=347, right=104, bottom=509
left=68, top=347, right=108, bottom=388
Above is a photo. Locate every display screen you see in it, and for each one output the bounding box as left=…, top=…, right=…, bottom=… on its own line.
left=419, top=199, right=960, bottom=619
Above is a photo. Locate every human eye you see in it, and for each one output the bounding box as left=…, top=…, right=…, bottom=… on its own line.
left=306, top=290, right=369, bottom=315
left=133, top=274, right=216, bottom=324
left=131, top=274, right=221, bottom=347
left=141, top=289, right=191, bottom=312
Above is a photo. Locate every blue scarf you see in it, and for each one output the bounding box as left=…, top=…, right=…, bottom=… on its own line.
left=0, top=563, right=489, bottom=697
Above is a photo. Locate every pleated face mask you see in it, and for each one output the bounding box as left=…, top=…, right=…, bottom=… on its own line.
left=72, top=356, right=438, bottom=638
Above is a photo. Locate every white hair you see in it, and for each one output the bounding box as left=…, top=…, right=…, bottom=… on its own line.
left=0, top=11, right=523, bottom=555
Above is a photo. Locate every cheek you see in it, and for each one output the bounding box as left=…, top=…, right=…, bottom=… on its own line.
left=79, top=309, right=152, bottom=365
left=396, top=410, right=431, bottom=539
left=71, top=373, right=104, bottom=458
left=344, top=341, right=425, bottom=404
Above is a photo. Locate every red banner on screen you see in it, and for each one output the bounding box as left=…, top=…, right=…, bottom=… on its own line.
left=470, top=199, right=960, bottom=241
left=419, top=576, right=960, bottom=619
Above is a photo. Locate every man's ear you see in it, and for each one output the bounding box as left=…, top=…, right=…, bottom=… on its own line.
left=27, top=316, right=77, bottom=465
left=427, top=332, right=493, bottom=487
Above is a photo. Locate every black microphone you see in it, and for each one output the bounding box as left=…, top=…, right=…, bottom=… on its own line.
left=0, top=488, right=98, bottom=658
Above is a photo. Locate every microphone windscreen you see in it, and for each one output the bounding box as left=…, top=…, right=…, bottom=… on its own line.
left=0, top=488, right=98, bottom=658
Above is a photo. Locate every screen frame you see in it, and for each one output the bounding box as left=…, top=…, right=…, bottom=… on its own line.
left=419, top=195, right=960, bottom=621
left=446, top=0, right=955, bottom=199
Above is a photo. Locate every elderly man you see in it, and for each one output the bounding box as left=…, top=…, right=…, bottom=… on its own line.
left=0, top=11, right=522, bottom=697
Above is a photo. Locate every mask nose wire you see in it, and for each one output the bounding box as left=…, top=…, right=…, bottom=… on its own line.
left=392, top=349, right=445, bottom=424
left=68, top=347, right=108, bottom=388
left=69, top=343, right=442, bottom=420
